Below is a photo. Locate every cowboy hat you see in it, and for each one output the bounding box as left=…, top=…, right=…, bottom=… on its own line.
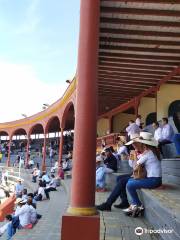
left=126, top=132, right=158, bottom=147
left=118, top=135, right=127, bottom=144
left=15, top=198, right=23, bottom=204
left=96, top=156, right=103, bottom=162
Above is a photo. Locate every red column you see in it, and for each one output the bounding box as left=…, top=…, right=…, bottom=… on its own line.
left=61, top=0, right=100, bottom=239
left=42, top=133, right=47, bottom=171
left=68, top=0, right=99, bottom=215
left=58, top=128, right=64, bottom=167
left=25, top=134, right=30, bottom=167
left=7, top=137, right=12, bottom=167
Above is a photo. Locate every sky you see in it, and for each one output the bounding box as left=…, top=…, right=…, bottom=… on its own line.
left=0, top=0, right=80, bottom=122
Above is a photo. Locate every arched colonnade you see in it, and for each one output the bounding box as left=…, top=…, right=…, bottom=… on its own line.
left=0, top=81, right=76, bottom=170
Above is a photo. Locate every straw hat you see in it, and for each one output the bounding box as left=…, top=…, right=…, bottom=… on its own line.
left=118, top=135, right=127, bottom=144
left=126, top=132, right=158, bottom=147
left=15, top=198, right=23, bottom=204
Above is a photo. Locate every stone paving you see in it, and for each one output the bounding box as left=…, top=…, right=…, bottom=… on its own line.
left=96, top=192, right=161, bottom=240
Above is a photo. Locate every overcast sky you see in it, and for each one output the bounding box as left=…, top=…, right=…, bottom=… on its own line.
left=0, top=0, right=80, bottom=122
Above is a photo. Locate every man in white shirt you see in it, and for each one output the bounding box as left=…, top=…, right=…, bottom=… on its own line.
left=126, top=120, right=141, bottom=140
left=158, top=118, right=174, bottom=155
left=160, top=118, right=174, bottom=142
left=135, top=115, right=142, bottom=128
left=15, top=201, right=31, bottom=228
left=152, top=122, right=162, bottom=141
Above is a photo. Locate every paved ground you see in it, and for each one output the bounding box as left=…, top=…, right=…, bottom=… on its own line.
left=96, top=192, right=161, bottom=240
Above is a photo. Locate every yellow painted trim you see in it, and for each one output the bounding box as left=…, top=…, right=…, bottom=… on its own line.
left=67, top=206, right=98, bottom=216
left=0, top=79, right=77, bottom=129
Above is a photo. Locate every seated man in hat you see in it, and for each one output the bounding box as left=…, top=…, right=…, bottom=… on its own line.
left=96, top=156, right=106, bottom=192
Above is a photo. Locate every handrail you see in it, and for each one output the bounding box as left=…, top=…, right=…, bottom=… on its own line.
left=0, top=195, right=16, bottom=221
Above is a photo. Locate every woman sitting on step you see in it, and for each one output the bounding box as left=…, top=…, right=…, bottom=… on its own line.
left=123, top=132, right=162, bottom=217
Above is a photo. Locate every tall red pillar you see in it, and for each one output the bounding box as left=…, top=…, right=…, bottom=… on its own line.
left=25, top=134, right=30, bottom=167
left=42, top=133, right=47, bottom=171
left=7, top=137, right=12, bottom=167
left=58, top=128, right=64, bottom=167
left=61, top=0, right=100, bottom=239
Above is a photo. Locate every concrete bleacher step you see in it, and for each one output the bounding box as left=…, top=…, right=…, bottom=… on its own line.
left=140, top=185, right=180, bottom=240
left=162, top=158, right=180, bottom=185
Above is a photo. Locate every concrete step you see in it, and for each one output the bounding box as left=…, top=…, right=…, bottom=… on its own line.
left=140, top=184, right=180, bottom=240
left=162, top=158, right=180, bottom=185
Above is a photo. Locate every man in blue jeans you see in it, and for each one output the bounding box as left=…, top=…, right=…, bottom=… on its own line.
left=96, top=174, right=131, bottom=211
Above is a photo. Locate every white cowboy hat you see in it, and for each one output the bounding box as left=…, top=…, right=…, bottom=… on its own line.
left=15, top=198, right=23, bottom=204
left=126, top=132, right=158, bottom=147
left=96, top=156, right=103, bottom=163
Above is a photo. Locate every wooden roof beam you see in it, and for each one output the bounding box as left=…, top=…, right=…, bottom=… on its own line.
left=101, top=6, right=180, bottom=17
left=100, top=44, right=180, bottom=54
left=99, top=66, right=180, bottom=118
left=99, top=62, right=173, bottom=71
left=100, top=28, right=180, bottom=38
left=99, top=51, right=180, bottom=61
left=99, top=57, right=179, bottom=66
left=99, top=71, right=164, bottom=79
left=99, top=66, right=167, bottom=76
left=100, top=17, right=180, bottom=28
left=99, top=78, right=155, bottom=86
left=101, top=0, right=180, bottom=4
left=100, top=36, right=180, bottom=46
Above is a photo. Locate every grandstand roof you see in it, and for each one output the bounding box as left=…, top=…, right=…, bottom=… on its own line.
left=98, top=0, right=180, bottom=115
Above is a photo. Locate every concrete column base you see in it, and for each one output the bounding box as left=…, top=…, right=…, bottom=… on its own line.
left=61, top=214, right=100, bottom=240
